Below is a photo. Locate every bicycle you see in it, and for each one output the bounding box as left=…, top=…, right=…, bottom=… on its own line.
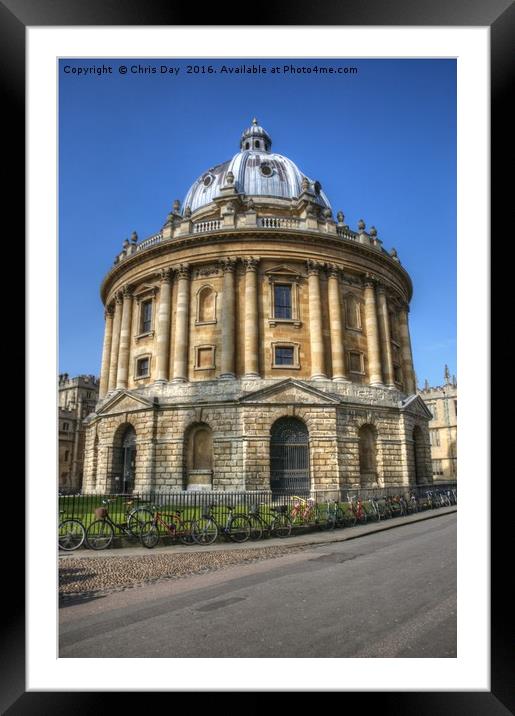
left=192, top=504, right=251, bottom=545
left=140, top=504, right=195, bottom=549
left=58, top=510, right=86, bottom=551
left=347, top=495, right=368, bottom=526
left=247, top=503, right=293, bottom=540
left=289, top=496, right=315, bottom=526
left=85, top=499, right=151, bottom=550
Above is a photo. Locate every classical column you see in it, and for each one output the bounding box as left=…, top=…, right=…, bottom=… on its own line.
left=307, top=260, right=327, bottom=380
left=363, top=278, right=384, bottom=386
left=155, top=268, right=172, bottom=382
left=398, top=302, right=417, bottom=394
left=327, top=265, right=348, bottom=381
left=376, top=285, right=395, bottom=387
left=107, top=292, right=123, bottom=392
left=220, top=257, right=237, bottom=379
left=116, top=285, right=134, bottom=390
left=243, top=257, right=260, bottom=378
left=99, top=305, right=114, bottom=398
left=171, top=264, right=190, bottom=382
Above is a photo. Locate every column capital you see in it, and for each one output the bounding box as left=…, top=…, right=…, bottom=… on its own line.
left=104, top=304, right=115, bottom=319
left=114, top=290, right=123, bottom=305
left=242, top=256, right=260, bottom=272
left=219, top=257, right=237, bottom=273
left=327, top=263, right=342, bottom=279
left=174, top=263, right=190, bottom=279
left=363, top=273, right=380, bottom=289
left=159, top=267, right=172, bottom=284
left=121, top=284, right=133, bottom=300
left=306, top=259, right=323, bottom=276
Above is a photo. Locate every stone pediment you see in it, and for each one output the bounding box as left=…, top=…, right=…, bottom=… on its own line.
left=96, top=390, right=157, bottom=416
left=264, top=264, right=305, bottom=279
left=239, top=379, right=340, bottom=406
left=399, top=394, right=433, bottom=419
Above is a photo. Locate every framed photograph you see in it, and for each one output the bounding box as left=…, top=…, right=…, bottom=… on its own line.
left=9, top=0, right=506, bottom=709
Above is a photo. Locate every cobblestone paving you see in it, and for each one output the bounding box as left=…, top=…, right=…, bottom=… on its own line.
left=59, top=545, right=306, bottom=598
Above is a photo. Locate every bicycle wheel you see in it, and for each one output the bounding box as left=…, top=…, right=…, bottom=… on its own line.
left=319, top=512, right=336, bottom=531
left=128, top=508, right=154, bottom=537
left=357, top=512, right=368, bottom=525
left=192, top=518, right=218, bottom=545
left=140, top=521, right=159, bottom=549
left=248, top=515, right=264, bottom=541
left=228, top=514, right=251, bottom=543
left=178, top=519, right=195, bottom=545
left=86, top=519, right=114, bottom=550
left=270, top=513, right=292, bottom=538
left=344, top=510, right=357, bottom=527
left=58, top=519, right=86, bottom=551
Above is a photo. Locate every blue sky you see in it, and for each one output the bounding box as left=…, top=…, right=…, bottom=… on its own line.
left=59, top=58, right=456, bottom=388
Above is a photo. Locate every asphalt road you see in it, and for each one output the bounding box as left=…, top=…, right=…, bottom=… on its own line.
left=60, top=512, right=456, bottom=658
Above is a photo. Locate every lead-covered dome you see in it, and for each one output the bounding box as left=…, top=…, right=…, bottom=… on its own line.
left=183, top=119, right=332, bottom=214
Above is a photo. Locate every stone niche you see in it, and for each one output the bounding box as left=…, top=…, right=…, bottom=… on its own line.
left=184, top=422, right=213, bottom=490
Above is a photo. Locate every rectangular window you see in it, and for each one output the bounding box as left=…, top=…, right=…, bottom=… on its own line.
left=348, top=351, right=364, bottom=373
left=393, top=364, right=402, bottom=384
left=432, top=459, right=443, bottom=476
left=274, top=284, right=292, bottom=319
left=136, top=357, right=150, bottom=377
left=430, top=430, right=440, bottom=447
left=274, top=346, right=294, bottom=365
left=454, top=400, right=457, bottom=416
left=140, top=300, right=153, bottom=334
left=62, top=422, right=69, bottom=431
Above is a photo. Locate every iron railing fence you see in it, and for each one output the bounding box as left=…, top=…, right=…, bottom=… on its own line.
left=58, top=483, right=457, bottom=529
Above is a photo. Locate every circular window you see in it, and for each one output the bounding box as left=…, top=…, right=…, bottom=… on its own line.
left=203, top=174, right=214, bottom=188
left=260, top=164, right=273, bottom=177
left=314, top=180, right=322, bottom=196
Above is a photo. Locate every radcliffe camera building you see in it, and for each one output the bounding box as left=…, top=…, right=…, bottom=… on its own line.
left=82, top=119, right=432, bottom=495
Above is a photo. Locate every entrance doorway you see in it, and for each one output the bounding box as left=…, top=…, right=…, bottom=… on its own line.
left=120, top=425, right=136, bottom=494
left=270, top=417, right=310, bottom=494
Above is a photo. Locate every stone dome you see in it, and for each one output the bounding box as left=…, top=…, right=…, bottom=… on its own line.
left=183, top=119, right=332, bottom=215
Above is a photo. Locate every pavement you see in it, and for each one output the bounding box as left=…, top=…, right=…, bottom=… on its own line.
left=59, top=504, right=457, bottom=560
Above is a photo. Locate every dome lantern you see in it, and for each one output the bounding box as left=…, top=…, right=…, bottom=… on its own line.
left=240, top=117, right=272, bottom=152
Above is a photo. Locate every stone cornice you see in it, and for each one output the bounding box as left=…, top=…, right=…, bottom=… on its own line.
left=100, top=230, right=413, bottom=305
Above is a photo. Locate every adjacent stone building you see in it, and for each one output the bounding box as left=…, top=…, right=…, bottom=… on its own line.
left=83, top=119, right=432, bottom=495
left=418, top=367, right=457, bottom=482
left=59, top=373, right=99, bottom=492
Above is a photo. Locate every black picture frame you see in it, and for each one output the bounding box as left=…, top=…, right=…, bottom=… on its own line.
left=7, top=0, right=508, bottom=711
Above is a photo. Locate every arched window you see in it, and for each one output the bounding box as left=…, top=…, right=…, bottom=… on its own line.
left=185, top=423, right=213, bottom=490
left=196, top=285, right=217, bottom=324
left=254, top=140, right=260, bottom=149
left=245, top=141, right=250, bottom=149
left=345, top=294, right=361, bottom=329
left=358, top=424, right=377, bottom=486
left=111, top=424, right=137, bottom=494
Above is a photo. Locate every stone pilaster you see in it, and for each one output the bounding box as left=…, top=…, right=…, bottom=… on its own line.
left=243, top=257, right=260, bottom=378
left=219, top=257, right=237, bottom=379
left=116, top=285, right=133, bottom=390
left=376, top=285, right=395, bottom=387
left=307, top=260, right=327, bottom=380
left=172, top=264, right=190, bottom=383
left=155, top=268, right=172, bottom=383
left=363, top=278, right=384, bottom=386
left=327, top=265, right=348, bottom=381
left=107, top=293, right=123, bottom=392
left=99, top=305, right=114, bottom=398
left=398, top=303, right=417, bottom=394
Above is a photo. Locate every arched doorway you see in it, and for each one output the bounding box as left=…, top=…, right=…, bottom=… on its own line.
left=111, top=424, right=137, bottom=494
left=270, top=417, right=309, bottom=494
left=412, top=425, right=426, bottom=485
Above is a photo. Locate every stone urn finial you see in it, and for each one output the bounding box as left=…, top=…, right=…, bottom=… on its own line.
left=390, top=247, right=400, bottom=262
left=369, top=226, right=377, bottom=238
left=358, top=219, right=366, bottom=232
left=123, top=238, right=130, bottom=248
left=130, top=231, right=138, bottom=244
left=301, top=176, right=310, bottom=192
left=173, top=199, right=181, bottom=213
left=225, top=170, right=235, bottom=186
left=337, top=210, right=345, bottom=224
left=323, top=207, right=332, bottom=219
left=184, top=205, right=192, bottom=218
